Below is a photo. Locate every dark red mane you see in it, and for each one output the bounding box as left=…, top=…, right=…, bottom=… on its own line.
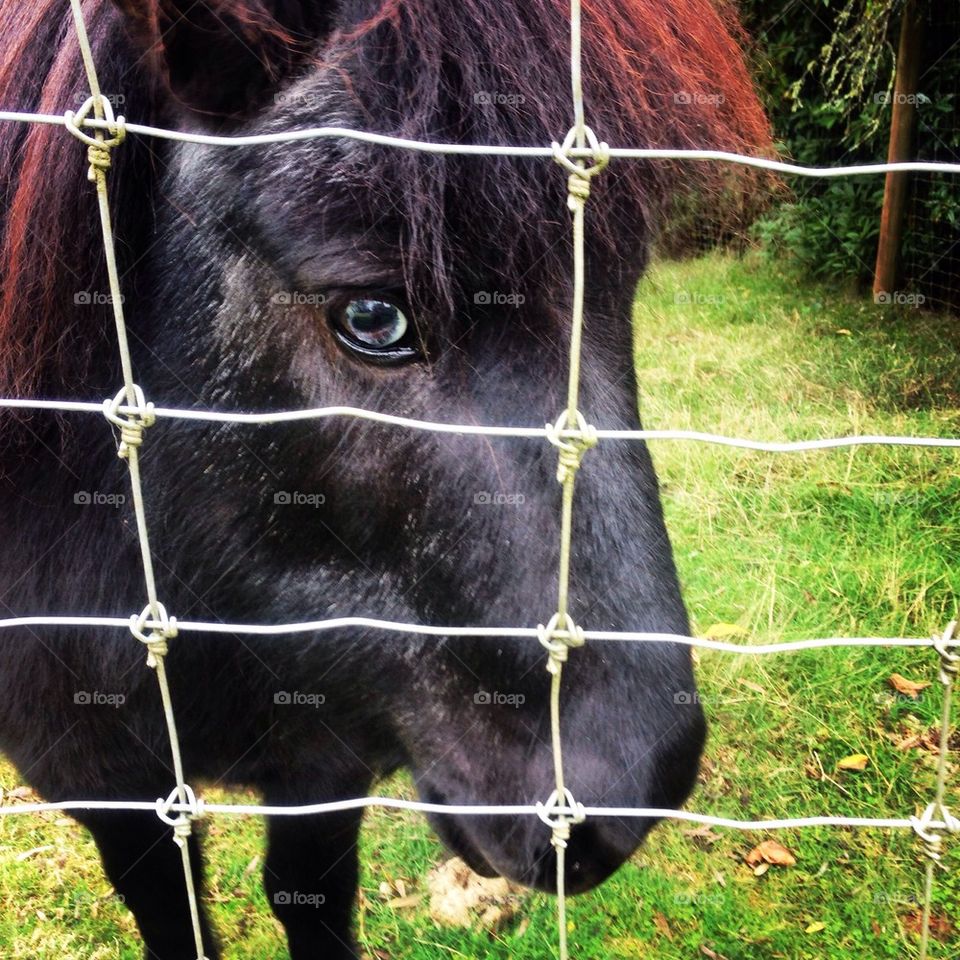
left=0, top=0, right=770, bottom=400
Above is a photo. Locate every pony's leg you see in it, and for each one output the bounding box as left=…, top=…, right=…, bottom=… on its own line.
left=75, top=809, right=219, bottom=960
left=263, top=807, right=364, bottom=960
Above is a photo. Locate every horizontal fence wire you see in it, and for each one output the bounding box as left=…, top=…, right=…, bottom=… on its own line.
left=2, top=109, right=960, bottom=176
left=0, top=615, right=939, bottom=653
left=1, top=397, right=958, bottom=450
left=0, top=797, right=953, bottom=833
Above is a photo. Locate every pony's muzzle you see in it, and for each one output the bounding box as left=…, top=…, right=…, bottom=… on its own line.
left=424, top=806, right=656, bottom=895
left=521, top=816, right=657, bottom=894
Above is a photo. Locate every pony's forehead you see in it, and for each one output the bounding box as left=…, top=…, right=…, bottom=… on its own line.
left=202, top=124, right=571, bottom=312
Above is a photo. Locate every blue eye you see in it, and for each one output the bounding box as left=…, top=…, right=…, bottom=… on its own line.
left=331, top=297, right=420, bottom=366
left=342, top=299, right=409, bottom=347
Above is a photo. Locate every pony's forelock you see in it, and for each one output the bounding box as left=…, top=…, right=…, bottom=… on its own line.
left=0, top=0, right=771, bottom=399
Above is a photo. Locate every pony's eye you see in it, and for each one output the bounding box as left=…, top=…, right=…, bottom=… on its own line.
left=330, top=299, right=419, bottom=365
left=343, top=299, right=408, bottom=346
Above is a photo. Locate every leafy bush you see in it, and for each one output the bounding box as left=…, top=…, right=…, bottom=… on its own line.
left=739, top=0, right=959, bottom=304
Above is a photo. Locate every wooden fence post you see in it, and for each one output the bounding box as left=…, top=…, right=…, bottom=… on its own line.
left=873, top=0, right=924, bottom=300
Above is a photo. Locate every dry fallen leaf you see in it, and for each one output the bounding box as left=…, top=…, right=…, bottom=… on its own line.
left=702, top=623, right=749, bottom=640
left=700, top=945, right=730, bottom=960
left=837, top=753, right=870, bottom=772
left=903, top=910, right=953, bottom=941
left=888, top=674, right=931, bottom=699
left=745, top=840, right=797, bottom=868
left=805, top=921, right=826, bottom=934
left=891, top=732, right=923, bottom=751
left=683, top=824, right=722, bottom=847
left=653, top=911, right=674, bottom=940
left=804, top=759, right=824, bottom=781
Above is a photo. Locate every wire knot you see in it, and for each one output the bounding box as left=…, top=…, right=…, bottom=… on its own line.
left=64, top=95, right=126, bottom=181
left=156, top=784, right=205, bottom=847
left=933, top=620, right=958, bottom=685
left=546, top=410, right=598, bottom=485
left=103, top=386, right=155, bottom=459
left=538, top=612, right=586, bottom=675
left=130, top=602, right=178, bottom=668
left=87, top=143, right=113, bottom=175
left=552, top=125, right=610, bottom=211
left=911, top=802, right=960, bottom=868
left=537, top=788, right=586, bottom=849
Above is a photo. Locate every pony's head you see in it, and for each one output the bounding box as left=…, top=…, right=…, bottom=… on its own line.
left=0, top=0, right=769, bottom=893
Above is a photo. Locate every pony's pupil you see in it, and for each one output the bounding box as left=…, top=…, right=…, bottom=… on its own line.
left=343, top=300, right=408, bottom=347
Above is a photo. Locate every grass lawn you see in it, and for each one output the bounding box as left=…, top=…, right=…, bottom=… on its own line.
left=1, top=251, right=958, bottom=958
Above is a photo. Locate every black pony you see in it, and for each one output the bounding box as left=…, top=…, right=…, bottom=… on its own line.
left=0, top=1, right=769, bottom=956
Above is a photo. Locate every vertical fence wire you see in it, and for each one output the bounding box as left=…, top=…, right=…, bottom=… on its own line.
left=916, top=622, right=959, bottom=960
left=65, top=2, right=207, bottom=957
left=537, top=1, right=599, bottom=956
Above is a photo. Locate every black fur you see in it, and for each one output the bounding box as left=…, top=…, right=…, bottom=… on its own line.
left=0, top=1, right=724, bottom=956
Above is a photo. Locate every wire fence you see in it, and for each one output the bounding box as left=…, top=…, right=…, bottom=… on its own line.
left=0, top=0, right=958, bottom=958
left=899, top=0, right=959, bottom=314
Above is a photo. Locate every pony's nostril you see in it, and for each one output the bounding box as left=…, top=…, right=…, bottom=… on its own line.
left=524, top=820, right=637, bottom=894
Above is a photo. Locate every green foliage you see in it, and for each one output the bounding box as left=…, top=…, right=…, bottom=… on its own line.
left=738, top=0, right=958, bottom=299
left=752, top=178, right=884, bottom=281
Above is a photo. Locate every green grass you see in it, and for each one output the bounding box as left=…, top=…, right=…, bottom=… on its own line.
left=2, top=251, right=958, bottom=958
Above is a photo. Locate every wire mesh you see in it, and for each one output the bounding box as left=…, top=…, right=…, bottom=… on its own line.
left=902, top=2, right=960, bottom=314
